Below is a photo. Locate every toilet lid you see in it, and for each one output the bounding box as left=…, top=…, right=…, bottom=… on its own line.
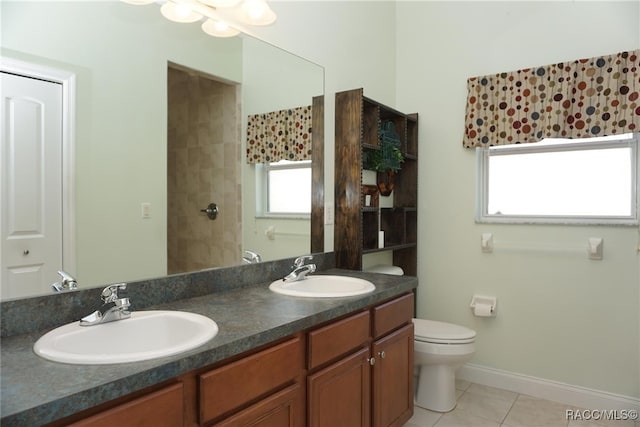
left=412, top=319, right=476, bottom=344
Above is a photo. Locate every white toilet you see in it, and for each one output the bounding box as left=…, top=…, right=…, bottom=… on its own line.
left=412, top=318, right=476, bottom=412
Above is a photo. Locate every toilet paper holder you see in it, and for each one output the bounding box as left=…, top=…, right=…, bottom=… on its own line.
left=469, top=295, right=497, bottom=317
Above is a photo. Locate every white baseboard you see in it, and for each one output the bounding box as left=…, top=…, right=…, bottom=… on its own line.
left=458, top=363, right=640, bottom=413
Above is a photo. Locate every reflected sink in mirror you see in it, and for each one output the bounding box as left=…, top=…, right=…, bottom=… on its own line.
left=33, top=311, right=218, bottom=364
left=269, top=275, right=375, bottom=298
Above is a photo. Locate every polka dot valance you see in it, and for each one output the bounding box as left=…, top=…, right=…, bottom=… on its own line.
left=246, top=105, right=312, bottom=163
left=463, top=49, right=639, bottom=148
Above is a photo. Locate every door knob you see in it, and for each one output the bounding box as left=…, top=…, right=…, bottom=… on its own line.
left=200, top=203, right=219, bottom=220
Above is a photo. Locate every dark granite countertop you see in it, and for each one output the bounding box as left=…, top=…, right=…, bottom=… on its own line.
left=1, top=269, right=417, bottom=426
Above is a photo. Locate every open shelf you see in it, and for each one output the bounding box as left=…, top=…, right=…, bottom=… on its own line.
left=335, top=88, right=419, bottom=276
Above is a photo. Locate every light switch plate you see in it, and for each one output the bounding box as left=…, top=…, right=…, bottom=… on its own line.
left=325, top=204, right=334, bottom=225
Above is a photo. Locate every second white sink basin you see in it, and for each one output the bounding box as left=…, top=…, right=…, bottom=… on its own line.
left=269, top=275, right=375, bottom=298
left=33, top=310, right=218, bottom=364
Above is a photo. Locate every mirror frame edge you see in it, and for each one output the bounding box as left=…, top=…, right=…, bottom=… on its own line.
left=311, top=95, right=324, bottom=252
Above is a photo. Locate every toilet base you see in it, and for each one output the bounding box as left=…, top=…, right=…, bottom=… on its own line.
left=415, top=364, right=457, bottom=412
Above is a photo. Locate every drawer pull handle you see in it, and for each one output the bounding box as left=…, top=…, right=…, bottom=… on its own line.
left=378, top=351, right=386, bottom=359
left=367, top=357, right=376, bottom=366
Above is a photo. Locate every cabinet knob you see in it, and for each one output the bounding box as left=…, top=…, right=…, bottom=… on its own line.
left=367, top=357, right=376, bottom=366
left=378, top=350, right=386, bottom=359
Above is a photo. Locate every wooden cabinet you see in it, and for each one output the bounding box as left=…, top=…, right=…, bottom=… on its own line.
left=214, top=384, right=304, bottom=427
left=308, top=347, right=371, bottom=427
left=67, top=383, right=184, bottom=427
left=46, top=294, right=413, bottom=427
left=307, top=293, right=414, bottom=427
left=199, top=336, right=304, bottom=425
left=335, top=88, right=418, bottom=275
left=371, top=325, right=414, bottom=427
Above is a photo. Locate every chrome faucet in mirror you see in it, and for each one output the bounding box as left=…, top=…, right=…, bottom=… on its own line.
left=51, top=271, right=78, bottom=293
left=242, top=250, right=262, bottom=264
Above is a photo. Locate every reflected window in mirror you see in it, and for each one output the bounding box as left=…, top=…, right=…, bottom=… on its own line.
left=257, top=160, right=311, bottom=217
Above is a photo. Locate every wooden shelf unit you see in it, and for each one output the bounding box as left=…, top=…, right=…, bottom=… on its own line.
left=335, top=88, right=418, bottom=275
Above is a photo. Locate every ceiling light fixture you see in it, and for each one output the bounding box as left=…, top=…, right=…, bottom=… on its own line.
left=121, top=0, right=277, bottom=37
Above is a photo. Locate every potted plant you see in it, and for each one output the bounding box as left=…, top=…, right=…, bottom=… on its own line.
left=367, top=121, right=404, bottom=196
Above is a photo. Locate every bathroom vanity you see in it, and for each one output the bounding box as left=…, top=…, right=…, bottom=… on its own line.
left=0, top=261, right=417, bottom=426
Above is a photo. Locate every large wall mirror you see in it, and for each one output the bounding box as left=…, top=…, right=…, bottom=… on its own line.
left=1, top=1, right=324, bottom=300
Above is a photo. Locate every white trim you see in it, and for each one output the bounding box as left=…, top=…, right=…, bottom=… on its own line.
left=458, top=363, right=640, bottom=413
left=0, top=57, right=77, bottom=275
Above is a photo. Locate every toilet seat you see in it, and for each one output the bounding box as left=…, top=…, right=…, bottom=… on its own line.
left=413, top=319, right=476, bottom=344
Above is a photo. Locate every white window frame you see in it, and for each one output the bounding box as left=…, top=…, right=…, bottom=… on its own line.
left=476, top=134, right=639, bottom=226
left=256, top=160, right=311, bottom=218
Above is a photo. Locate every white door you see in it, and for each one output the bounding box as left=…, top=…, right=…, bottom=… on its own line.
left=1, top=71, right=63, bottom=299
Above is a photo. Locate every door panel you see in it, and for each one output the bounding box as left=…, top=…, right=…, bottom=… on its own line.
left=372, top=324, right=414, bottom=427
left=307, top=346, right=371, bottom=427
left=1, top=71, right=63, bottom=298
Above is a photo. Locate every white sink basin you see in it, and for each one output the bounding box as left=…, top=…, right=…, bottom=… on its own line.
left=269, top=275, right=375, bottom=298
left=33, top=310, right=218, bottom=364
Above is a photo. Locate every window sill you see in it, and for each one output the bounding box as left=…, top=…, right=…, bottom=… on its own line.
left=475, top=215, right=639, bottom=227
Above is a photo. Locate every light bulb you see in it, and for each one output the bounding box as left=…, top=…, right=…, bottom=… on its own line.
left=237, top=0, right=276, bottom=26
left=201, top=18, right=240, bottom=37
left=198, top=0, right=242, bottom=7
left=160, top=2, right=203, bottom=23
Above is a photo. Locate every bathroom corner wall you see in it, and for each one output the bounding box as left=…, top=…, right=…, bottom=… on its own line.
left=395, top=1, right=640, bottom=399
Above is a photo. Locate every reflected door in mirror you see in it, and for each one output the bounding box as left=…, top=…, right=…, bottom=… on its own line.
left=1, top=72, right=63, bottom=298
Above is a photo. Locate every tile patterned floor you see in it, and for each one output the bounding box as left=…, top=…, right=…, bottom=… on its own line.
left=404, top=380, right=639, bottom=427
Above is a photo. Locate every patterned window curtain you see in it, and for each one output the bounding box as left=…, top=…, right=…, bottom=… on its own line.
left=463, top=49, right=639, bottom=148
left=246, top=105, right=312, bottom=163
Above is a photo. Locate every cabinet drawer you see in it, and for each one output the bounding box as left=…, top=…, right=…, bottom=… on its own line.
left=372, top=293, right=414, bottom=339
left=68, top=383, right=183, bottom=427
left=199, top=335, right=304, bottom=424
left=308, top=310, right=370, bottom=370
left=214, top=383, right=304, bottom=427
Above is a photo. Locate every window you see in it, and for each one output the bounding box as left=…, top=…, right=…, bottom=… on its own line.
left=476, top=134, right=639, bottom=225
left=257, top=160, right=311, bottom=217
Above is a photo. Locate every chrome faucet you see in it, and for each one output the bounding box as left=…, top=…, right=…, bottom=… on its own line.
left=51, top=270, right=78, bottom=292
left=80, top=283, right=131, bottom=326
left=242, top=250, right=262, bottom=264
left=283, top=255, right=316, bottom=282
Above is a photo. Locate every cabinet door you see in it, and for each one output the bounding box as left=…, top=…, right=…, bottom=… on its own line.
left=214, top=384, right=304, bottom=427
left=371, top=324, right=414, bottom=427
left=67, top=383, right=183, bottom=427
left=307, top=347, right=371, bottom=427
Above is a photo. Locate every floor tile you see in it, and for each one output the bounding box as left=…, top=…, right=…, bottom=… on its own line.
left=456, top=379, right=472, bottom=391
left=408, top=406, right=442, bottom=427
left=455, top=386, right=516, bottom=423
left=502, top=394, right=572, bottom=427
left=404, top=381, right=639, bottom=427
left=434, top=407, right=502, bottom=427
left=466, top=383, right=519, bottom=402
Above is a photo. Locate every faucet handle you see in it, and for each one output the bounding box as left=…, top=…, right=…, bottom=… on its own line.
left=293, top=255, right=314, bottom=268
left=101, top=283, right=127, bottom=303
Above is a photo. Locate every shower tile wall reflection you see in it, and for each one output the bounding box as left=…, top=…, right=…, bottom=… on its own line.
left=167, top=66, right=242, bottom=274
